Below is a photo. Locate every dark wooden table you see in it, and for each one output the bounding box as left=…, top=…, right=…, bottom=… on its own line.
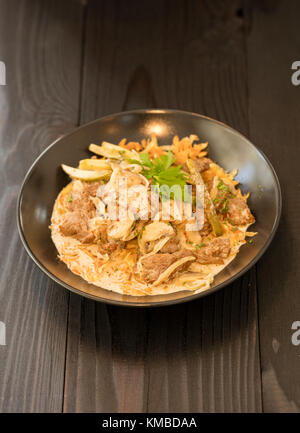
left=0, top=0, right=299, bottom=413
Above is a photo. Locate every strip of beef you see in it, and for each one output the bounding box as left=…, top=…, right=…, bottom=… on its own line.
left=182, top=157, right=212, bottom=173
left=59, top=210, right=95, bottom=243
left=199, top=215, right=212, bottom=236
left=141, top=249, right=194, bottom=284
left=66, top=182, right=99, bottom=217
left=195, top=157, right=212, bottom=172
left=60, top=181, right=101, bottom=243
left=227, top=197, right=255, bottom=226
left=214, top=189, right=235, bottom=213
left=98, top=237, right=123, bottom=254
left=84, top=181, right=102, bottom=197
left=94, top=225, right=123, bottom=254
left=160, top=237, right=180, bottom=253
left=195, top=238, right=231, bottom=265
left=98, top=241, right=119, bottom=254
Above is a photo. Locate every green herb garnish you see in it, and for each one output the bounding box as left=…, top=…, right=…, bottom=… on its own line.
left=217, top=180, right=227, bottom=191
left=217, top=180, right=235, bottom=198
left=248, top=239, right=253, bottom=244
left=223, top=199, right=229, bottom=213
left=128, top=151, right=189, bottom=201
left=67, top=195, right=73, bottom=203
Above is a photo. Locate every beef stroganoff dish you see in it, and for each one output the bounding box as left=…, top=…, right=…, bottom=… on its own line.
left=50, top=134, right=256, bottom=296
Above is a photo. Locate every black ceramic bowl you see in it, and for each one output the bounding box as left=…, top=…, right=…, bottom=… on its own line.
left=17, top=109, right=281, bottom=307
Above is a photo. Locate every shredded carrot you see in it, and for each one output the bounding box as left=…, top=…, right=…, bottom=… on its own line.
left=142, top=133, right=166, bottom=159
left=169, top=135, right=208, bottom=164
left=119, top=138, right=143, bottom=151
left=125, top=133, right=210, bottom=162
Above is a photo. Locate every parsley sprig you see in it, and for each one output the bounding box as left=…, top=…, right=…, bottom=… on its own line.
left=128, top=152, right=189, bottom=201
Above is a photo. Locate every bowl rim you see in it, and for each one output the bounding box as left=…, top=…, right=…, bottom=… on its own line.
left=16, top=108, right=282, bottom=307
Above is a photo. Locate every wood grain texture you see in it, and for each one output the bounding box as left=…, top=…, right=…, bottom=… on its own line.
left=63, top=0, right=262, bottom=413
left=0, top=0, right=84, bottom=412
left=246, top=0, right=300, bottom=412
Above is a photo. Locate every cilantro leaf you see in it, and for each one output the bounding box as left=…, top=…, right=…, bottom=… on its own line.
left=127, top=158, right=143, bottom=166
left=127, top=151, right=188, bottom=201
left=139, top=153, right=153, bottom=167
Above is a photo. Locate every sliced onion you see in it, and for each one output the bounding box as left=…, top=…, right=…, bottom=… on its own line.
left=138, top=222, right=174, bottom=254
left=152, top=256, right=195, bottom=286
left=136, top=237, right=171, bottom=272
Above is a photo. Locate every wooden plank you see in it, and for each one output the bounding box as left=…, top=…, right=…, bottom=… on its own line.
left=246, top=0, right=300, bottom=412
left=0, top=0, right=84, bottom=412
left=64, top=0, right=262, bottom=413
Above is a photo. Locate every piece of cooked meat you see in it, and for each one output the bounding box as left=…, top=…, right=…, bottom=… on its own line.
left=84, top=181, right=103, bottom=197
left=76, top=231, right=95, bottom=243
left=214, top=190, right=234, bottom=213
left=98, top=240, right=122, bottom=254
left=227, top=197, right=255, bottom=226
left=59, top=210, right=95, bottom=243
left=95, top=224, right=124, bottom=254
left=182, top=157, right=211, bottom=173
left=66, top=182, right=99, bottom=216
left=199, top=215, right=212, bottom=236
left=160, top=237, right=180, bottom=253
left=195, top=157, right=212, bottom=172
left=195, top=238, right=231, bottom=264
left=141, top=249, right=194, bottom=284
